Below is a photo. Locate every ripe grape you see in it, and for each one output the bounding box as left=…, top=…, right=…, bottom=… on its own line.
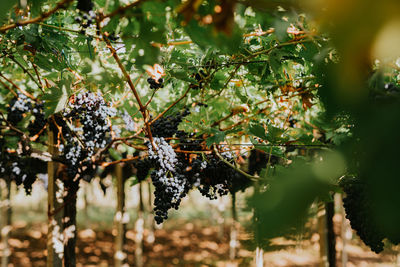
left=150, top=109, right=190, bottom=138
left=61, top=91, right=115, bottom=179
left=147, top=137, right=190, bottom=224
left=7, top=94, right=32, bottom=125
left=147, top=77, right=164, bottom=90
left=28, top=102, right=46, bottom=137
left=340, top=176, right=385, bottom=253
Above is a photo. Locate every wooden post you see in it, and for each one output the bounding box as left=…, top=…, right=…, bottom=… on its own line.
left=135, top=182, right=144, bottom=267
left=82, top=183, right=89, bottom=223
left=217, top=198, right=225, bottom=239
left=114, top=163, right=126, bottom=267
left=254, top=183, right=264, bottom=267
left=47, top=128, right=63, bottom=267
left=340, top=194, right=348, bottom=267
left=318, top=202, right=329, bottom=267
left=63, top=180, right=78, bottom=267
left=145, top=182, right=155, bottom=244
left=255, top=246, right=264, bottom=267
left=229, top=192, right=238, bottom=260
left=325, top=198, right=336, bottom=267
left=1, top=179, right=11, bottom=267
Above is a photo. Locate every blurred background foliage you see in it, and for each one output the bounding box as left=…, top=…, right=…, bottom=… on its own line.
left=1, top=0, right=400, bottom=257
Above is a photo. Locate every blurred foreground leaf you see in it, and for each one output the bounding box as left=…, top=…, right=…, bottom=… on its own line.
left=251, top=152, right=343, bottom=240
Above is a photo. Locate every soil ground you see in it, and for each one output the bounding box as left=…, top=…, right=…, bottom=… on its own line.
left=1, top=217, right=398, bottom=267
left=1, top=184, right=398, bottom=266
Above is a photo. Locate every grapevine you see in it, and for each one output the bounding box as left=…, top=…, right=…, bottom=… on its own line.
left=0, top=0, right=399, bottom=265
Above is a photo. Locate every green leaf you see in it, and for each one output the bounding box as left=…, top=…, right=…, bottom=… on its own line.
left=141, top=1, right=167, bottom=27
left=252, top=160, right=333, bottom=239
left=206, top=130, right=226, bottom=147
left=266, top=124, right=285, bottom=143
left=269, top=49, right=293, bottom=77
left=299, top=42, right=319, bottom=61
left=269, top=50, right=282, bottom=76
left=130, top=177, right=139, bottom=186
left=170, top=49, right=191, bottom=66
left=273, top=20, right=291, bottom=42
left=0, top=0, right=17, bottom=25
left=109, top=148, right=122, bottom=161
left=249, top=122, right=267, bottom=140
left=185, top=20, right=242, bottom=54
left=169, top=69, right=196, bottom=83
left=260, top=62, right=271, bottom=82
left=4, top=136, right=19, bottom=150
left=42, top=76, right=72, bottom=118
left=368, top=70, right=385, bottom=90
left=210, top=71, right=226, bottom=91
left=234, top=87, right=248, bottom=103
left=28, top=0, right=45, bottom=17
left=42, top=87, right=68, bottom=118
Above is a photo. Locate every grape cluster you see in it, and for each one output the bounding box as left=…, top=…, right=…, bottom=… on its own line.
left=80, top=161, right=97, bottom=182
left=10, top=161, right=29, bottom=186
left=10, top=158, right=46, bottom=193
left=150, top=109, right=190, bottom=138
left=189, top=70, right=206, bottom=90
left=145, top=124, right=252, bottom=224
left=6, top=94, right=47, bottom=136
left=0, top=139, right=14, bottom=183
left=75, top=0, right=95, bottom=34
left=7, top=93, right=33, bottom=125
left=0, top=138, right=47, bottom=193
left=248, top=149, right=279, bottom=175
left=122, top=111, right=135, bottom=131
left=230, top=171, right=252, bottom=194
left=176, top=131, right=203, bottom=157
left=61, top=91, right=116, bottom=179
left=340, top=176, right=385, bottom=253
left=196, top=102, right=208, bottom=108
left=147, top=137, right=191, bottom=224
left=107, top=33, right=120, bottom=42
left=28, top=102, right=46, bottom=137
left=288, top=116, right=298, bottom=128
left=135, top=158, right=153, bottom=182
left=147, top=78, right=164, bottom=90
left=64, top=92, right=116, bottom=156
left=144, top=111, right=254, bottom=224
left=77, top=0, right=93, bottom=12
left=192, top=152, right=237, bottom=200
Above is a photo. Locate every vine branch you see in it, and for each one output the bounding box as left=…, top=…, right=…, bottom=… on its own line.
left=0, top=79, right=18, bottom=97
left=101, top=0, right=146, bottom=20
left=8, top=55, right=43, bottom=92
left=101, top=156, right=139, bottom=167
left=102, top=35, right=155, bottom=147
left=213, top=145, right=260, bottom=182
left=0, top=73, right=36, bottom=100
left=149, top=86, right=191, bottom=125
left=0, top=0, right=74, bottom=33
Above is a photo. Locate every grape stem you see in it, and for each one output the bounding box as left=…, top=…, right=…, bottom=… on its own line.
left=0, top=0, right=74, bottom=33
left=213, top=145, right=262, bottom=182
left=113, top=74, right=143, bottom=108
left=101, top=156, right=139, bottom=167
left=94, top=134, right=145, bottom=162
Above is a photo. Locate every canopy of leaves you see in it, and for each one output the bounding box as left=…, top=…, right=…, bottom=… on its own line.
left=0, top=0, right=400, bottom=253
